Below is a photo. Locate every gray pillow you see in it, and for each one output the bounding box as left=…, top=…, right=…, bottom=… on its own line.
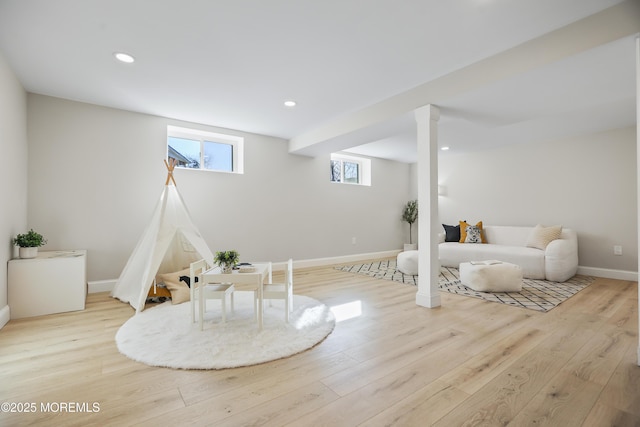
left=442, top=224, right=460, bottom=242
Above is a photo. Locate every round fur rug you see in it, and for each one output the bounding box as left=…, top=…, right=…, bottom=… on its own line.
left=115, top=292, right=335, bottom=370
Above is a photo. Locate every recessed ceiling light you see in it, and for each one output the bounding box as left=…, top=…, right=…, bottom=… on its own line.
left=114, top=52, right=135, bottom=63
left=284, top=100, right=297, bottom=108
left=441, top=146, right=450, bottom=151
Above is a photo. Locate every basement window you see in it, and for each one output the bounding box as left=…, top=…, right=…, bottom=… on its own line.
left=167, top=125, right=244, bottom=174
left=330, top=153, right=371, bottom=186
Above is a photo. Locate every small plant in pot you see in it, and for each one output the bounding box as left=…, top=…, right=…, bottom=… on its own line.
left=12, top=229, right=47, bottom=259
left=402, top=200, right=418, bottom=251
left=214, top=250, right=240, bottom=273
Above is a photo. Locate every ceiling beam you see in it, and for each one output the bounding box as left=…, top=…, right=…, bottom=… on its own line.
left=289, top=0, right=640, bottom=157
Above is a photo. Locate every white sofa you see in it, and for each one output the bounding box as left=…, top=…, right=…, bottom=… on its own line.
left=438, top=225, right=578, bottom=282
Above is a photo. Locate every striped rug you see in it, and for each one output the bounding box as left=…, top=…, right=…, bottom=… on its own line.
left=336, top=260, right=594, bottom=312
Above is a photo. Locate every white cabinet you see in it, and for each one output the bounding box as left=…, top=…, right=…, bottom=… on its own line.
left=8, top=250, right=87, bottom=319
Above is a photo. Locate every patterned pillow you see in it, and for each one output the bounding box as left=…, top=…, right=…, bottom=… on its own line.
left=156, top=267, right=191, bottom=304
left=464, top=225, right=483, bottom=243
left=459, top=221, right=487, bottom=243
left=526, top=224, right=562, bottom=249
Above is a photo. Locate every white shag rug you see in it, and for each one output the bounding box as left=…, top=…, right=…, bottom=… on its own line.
left=115, top=292, right=335, bottom=370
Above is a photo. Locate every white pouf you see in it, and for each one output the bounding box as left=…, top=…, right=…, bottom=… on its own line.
left=459, top=260, right=523, bottom=292
left=397, top=250, right=419, bottom=275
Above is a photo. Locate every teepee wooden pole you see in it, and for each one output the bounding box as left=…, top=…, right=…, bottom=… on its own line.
left=164, top=158, right=177, bottom=186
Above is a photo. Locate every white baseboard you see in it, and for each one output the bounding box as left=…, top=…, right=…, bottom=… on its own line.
left=291, top=250, right=402, bottom=270
left=89, top=250, right=403, bottom=293
left=88, top=279, right=117, bottom=294
left=577, top=266, right=638, bottom=281
left=0, top=305, right=10, bottom=330
left=415, top=291, right=441, bottom=308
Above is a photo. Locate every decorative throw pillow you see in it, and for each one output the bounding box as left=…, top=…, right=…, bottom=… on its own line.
left=459, top=221, right=487, bottom=243
left=442, top=224, right=460, bottom=242
left=464, top=225, right=483, bottom=243
left=179, top=275, right=198, bottom=288
left=156, top=267, right=191, bottom=304
left=147, top=283, right=171, bottom=299
left=526, top=224, right=562, bottom=250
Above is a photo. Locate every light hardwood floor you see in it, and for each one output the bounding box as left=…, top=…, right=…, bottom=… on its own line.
left=0, top=261, right=638, bottom=426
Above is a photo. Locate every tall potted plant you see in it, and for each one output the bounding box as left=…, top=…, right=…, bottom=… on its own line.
left=12, top=229, right=47, bottom=259
left=402, top=200, right=418, bottom=251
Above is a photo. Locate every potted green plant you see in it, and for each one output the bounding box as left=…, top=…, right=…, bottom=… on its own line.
left=12, top=229, right=47, bottom=259
left=214, top=250, right=240, bottom=273
left=402, top=200, right=418, bottom=251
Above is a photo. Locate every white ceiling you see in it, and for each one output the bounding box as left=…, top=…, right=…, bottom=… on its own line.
left=345, top=33, right=637, bottom=162
left=0, top=0, right=636, bottom=163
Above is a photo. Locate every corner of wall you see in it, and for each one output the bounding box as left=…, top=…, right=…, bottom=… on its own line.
left=0, top=305, right=9, bottom=329
left=0, top=50, right=28, bottom=329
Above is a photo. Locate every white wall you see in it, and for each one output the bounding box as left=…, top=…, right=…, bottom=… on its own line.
left=27, top=94, right=411, bottom=282
left=0, top=52, right=28, bottom=326
left=410, top=126, right=637, bottom=273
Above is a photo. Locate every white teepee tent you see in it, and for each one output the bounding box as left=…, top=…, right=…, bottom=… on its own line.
left=111, top=160, right=214, bottom=312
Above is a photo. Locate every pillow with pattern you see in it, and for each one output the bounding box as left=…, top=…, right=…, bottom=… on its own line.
left=459, top=220, right=487, bottom=243
left=156, top=267, right=191, bottom=304
left=464, top=225, right=484, bottom=243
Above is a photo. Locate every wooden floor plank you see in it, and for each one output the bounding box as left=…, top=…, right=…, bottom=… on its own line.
left=559, top=323, right=633, bottom=386
left=321, top=326, right=468, bottom=397
left=212, top=381, right=339, bottom=427
left=437, top=326, right=547, bottom=394
left=358, top=380, right=470, bottom=427
left=291, top=346, right=473, bottom=426
left=508, top=372, right=602, bottom=427
left=592, top=336, right=640, bottom=418
left=582, top=401, right=640, bottom=427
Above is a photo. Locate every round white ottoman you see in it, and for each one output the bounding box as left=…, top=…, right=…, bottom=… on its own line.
left=459, top=260, right=522, bottom=292
left=397, top=250, right=418, bottom=275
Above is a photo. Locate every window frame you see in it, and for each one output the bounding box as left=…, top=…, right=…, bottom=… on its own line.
left=330, top=153, right=371, bottom=186
left=167, top=125, right=244, bottom=174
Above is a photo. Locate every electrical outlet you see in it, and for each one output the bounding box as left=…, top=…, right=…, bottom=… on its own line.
left=614, top=245, right=622, bottom=256
left=352, top=237, right=357, bottom=245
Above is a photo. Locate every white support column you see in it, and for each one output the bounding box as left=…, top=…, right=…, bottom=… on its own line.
left=636, top=37, right=640, bottom=366
left=415, top=105, right=441, bottom=308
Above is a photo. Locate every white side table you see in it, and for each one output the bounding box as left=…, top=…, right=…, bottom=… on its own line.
left=8, top=250, right=87, bottom=319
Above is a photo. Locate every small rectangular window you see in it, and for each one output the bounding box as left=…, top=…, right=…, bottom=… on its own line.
left=167, top=125, right=243, bottom=174
left=204, top=141, right=233, bottom=172
left=330, top=159, right=342, bottom=182
left=168, top=136, right=201, bottom=168
left=330, top=153, right=371, bottom=186
left=343, top=161, right=359, bottom=183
